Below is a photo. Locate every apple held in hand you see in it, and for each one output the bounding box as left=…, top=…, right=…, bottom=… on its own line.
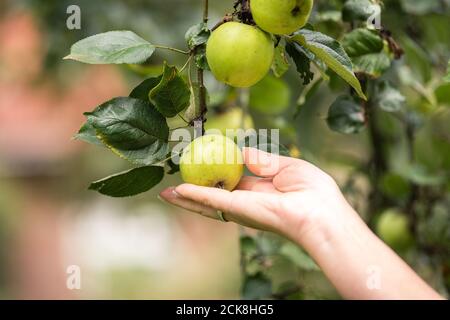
left=180, top=134, right=244, bottom=191
left=251, top=0, right=314, bottom=35
left=205, top=107, right=254, bottom=136
left=206, top=22, right=274, bottom=88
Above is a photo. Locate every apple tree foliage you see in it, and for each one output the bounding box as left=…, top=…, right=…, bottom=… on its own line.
left=60, top=0, right=449, bottom=299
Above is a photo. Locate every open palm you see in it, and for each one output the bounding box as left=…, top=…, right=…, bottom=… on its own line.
left=160, top=148, right=349, bottom=242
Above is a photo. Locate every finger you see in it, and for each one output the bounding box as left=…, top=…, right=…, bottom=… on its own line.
left=242, top=147, right=302, bottom=178
left=175, top=184, right=282, bottom=231
left=236, top=176, right=280, bottom=194
left=159, top=187, right=219, bottom=220
left=243, top=147, right=330, bottom=193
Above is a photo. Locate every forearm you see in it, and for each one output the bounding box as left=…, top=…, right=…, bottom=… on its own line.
left=294, top=204, right=442, bottom=300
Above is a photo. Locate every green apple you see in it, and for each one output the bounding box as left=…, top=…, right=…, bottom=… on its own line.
left=206, top=22, right=274, bottom=88
left=179, top=134, right=244, bottom=191
left=376, top=209, right=414, bottom=251
left=205, top=108, right=254, bottom=136
left=249, top=74, right=291, bottom=115
left=251, top=0, right=314, bottom=35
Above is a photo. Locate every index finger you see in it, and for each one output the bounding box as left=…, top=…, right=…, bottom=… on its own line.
left=242, top=147, right=302, bottom=178
left=174, top=183, right=282, bottom=230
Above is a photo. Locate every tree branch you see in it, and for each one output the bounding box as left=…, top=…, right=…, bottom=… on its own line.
left=203, top=0, right=209, bottom=23
left=194, top=0, right=209, bottom=136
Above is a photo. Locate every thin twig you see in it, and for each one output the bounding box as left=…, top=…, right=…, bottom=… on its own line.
left=211, top=14, right=234, bottom=31
left=179, top=54, right=193, bottom=74
left=203, top=0, right=209, bottom=23
left=154, top=45, right=190, bottom=55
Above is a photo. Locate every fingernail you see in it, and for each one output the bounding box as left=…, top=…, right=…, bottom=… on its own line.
left=173, top=188, right=182, bottom=198
left=157, top=195, right=167, bottom=203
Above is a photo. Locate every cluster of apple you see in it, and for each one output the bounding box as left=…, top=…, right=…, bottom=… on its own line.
left=180, top=0, right=313, bottom=190
left=207, top=0, right=313, bottom=88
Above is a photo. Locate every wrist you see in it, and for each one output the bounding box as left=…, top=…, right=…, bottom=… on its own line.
left=287, top=199, right=367, bottom=254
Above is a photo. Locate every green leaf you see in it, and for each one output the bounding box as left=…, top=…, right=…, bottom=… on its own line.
left=183, top=82, right=204, bottom=123
left=65, top=31, right=155, bottom=64
left=374, top=81, right=405, bottom=112
left=280, top=242, right=320, bottom=271
left=400, top=0, right=442, bottom=15
left=342, top=0, right=381, bottom=22
left=240, top=236, right=258, bottom=257
left=342, top=29, right=391, bottom=78
left=444, top=60, right=450, bottom=83
left=149, top=63, right=191, bottom=118
left=242, top=273, right=272, bottom=300
left=85, top=97, right=169, bottom=166
left=401, top=36, right=432, bottom=84
left=185, top=23, right=211, bottom=70
left=194, top=46, right=210, bottom=70
left=400, top=164, right=447, bottom=186
left=291, top=29, right=367, bottom=100
left=379, top=173, right=411, bottom=200
left=126, top=64, right=164, bottom=77
left=295, top=78, right=323, bottom=117
left=342, top=29, right=384, bottom=57
left=74, top=121, right=103, bottom=146
left=418, top=202, right=450, bottom=246
left=327, top=95, right=366, bottom=134
left=316, top=10, right=342, bottom=23
left=89, top=166, right=164, bottom=197
left=351, top=53, right=391, bottom=78
left=285, top=42, right=314, bottom=85
left=129, top=77, right=162, bottom=101
left=435, top=82, right=450, bottom=106
left=185, top=23, right=210, bottom=50
left=272, top=43, right=290, bottom=78
left=249, top=75, right=291, bottom=115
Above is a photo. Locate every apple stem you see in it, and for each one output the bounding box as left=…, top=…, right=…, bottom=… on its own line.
left=211, top=14, right=234, bottom=32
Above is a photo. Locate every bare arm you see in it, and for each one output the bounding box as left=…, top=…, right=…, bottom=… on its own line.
left=160, top=148, right=443, bottom=300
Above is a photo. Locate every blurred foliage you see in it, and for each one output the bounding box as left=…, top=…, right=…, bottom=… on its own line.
left=13, top=0, right=234, bottom=71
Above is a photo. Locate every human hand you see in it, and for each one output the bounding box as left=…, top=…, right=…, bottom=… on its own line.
left=159, top=147, right=354, bottom=246
left=160, top=147, right=443, bottom=299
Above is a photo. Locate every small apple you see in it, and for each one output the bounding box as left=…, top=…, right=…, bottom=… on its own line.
left=179, top=134, right=244, bottom=191
left=251, top=0, right=314, bottom=35
left=249, top=74, right=291, bottom=115
left=206, top=22, right=274, bottom=88
left=205, top=108, right=254, bottom=136
left=376, top=209, right=414, bottom=251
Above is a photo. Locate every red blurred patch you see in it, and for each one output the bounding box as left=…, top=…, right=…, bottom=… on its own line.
left=0, top=11, right=128, bottom=164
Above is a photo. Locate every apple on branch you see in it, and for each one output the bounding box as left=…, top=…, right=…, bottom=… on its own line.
left=206, top=22, right=274, bottom=88
left=251, top=0, right=314, bottom=35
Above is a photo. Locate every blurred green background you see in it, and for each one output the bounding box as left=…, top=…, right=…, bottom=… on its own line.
left=0, top=0, right=449, bottom=299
